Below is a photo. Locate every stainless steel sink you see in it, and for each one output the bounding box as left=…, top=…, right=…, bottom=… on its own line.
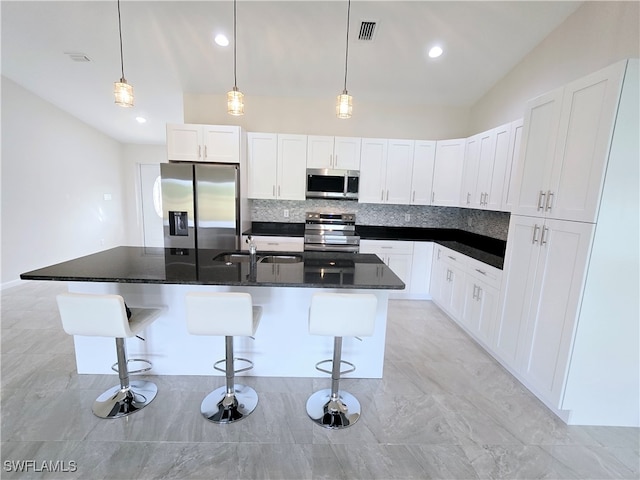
left=213, top=253, right=253, bottom=264
left=213, top=252, right=303, bottom=264
left=258, top=254, right=303, bottom=264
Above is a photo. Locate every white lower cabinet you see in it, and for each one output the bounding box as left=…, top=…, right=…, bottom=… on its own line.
left=359, top=240, right=413, bottom=290
left=460, top=258, right=502, bottom=347
left=498, top=215, right=594, bottom=408
left=430, top=246, right=467, bottom=319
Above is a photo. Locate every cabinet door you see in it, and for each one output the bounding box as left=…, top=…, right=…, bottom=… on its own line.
left=306, top=135, right=334, bottom=169
left=462, top=277, right=500, bottom=347
left=475, top=129, right=498, bottom=208
left=277, top=134, right=307, bottom=200
left=166, top=124, right=202, bottom=161
left=513, top=88, right=563, bottom=217
left=502, top=118, right=524, bottom=212
left=385, top=139, right=414, bottom=204
left=495, top=215, right=541, bottom=368
left=485, top=123, right=511, bottom=211
left=549, top=61, right=626, bottom=223
left=519, top=218, right=594, bottom=407
left=409, top=241, right=433, bottom=295
left=202, top=125, right=240, bottom=163
left=433, top=139, right=465, bottom=207
left=430, top=248, right=448, bottom=307
left=386, top=253, right=413, bottom=289
left=247, top=133, right=278, bottom=199
left=334, top=137, right=361, bottom=170
left=444, top=261, right=466, bottom=320
left=410, top=141, right=436, bottom=205
left=460, top=134, right=481, bottom=207
left=359, top=138, right=388, bottom=204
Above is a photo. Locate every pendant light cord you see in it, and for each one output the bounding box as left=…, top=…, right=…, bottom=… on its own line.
left=233, top=0, right=238, bottom=89
left=117, top=0, right=125, bottom=80
left=343, top=0, right=351, bottom=92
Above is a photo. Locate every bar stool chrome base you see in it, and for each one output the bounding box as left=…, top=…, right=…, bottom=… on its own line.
left=201, top=384, right=258, bottom=423
left=92, top=380, right=158, bottom=419
left=306, top=388, right=361, bottom=429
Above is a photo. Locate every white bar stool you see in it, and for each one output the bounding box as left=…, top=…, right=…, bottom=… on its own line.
left=185, top=292, right=262, bottom=424
left=306, top=292, right=377, bottom=429
left=56, top=292, right=164, bottom=419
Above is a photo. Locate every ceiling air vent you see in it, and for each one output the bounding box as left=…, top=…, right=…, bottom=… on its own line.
left=64, top=52, right=91, bottom=62
left=358, top=21, right=377, bottom=42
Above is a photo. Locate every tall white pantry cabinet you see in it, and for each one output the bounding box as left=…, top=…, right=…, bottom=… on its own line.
left=498, top=59, right=639, bottom=426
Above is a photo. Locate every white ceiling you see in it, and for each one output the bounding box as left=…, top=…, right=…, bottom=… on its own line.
left=2, top=1, right=582, bottom=145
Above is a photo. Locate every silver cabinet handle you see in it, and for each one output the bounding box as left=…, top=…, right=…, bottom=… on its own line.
left=334, top=154, right=337, bottom=167
left=447, top=255, right=456, bottom=261
left=483, top=192, right=488, bottom=205
left=381, top=190, right=385, bottom=201
left=467, top=192, right=471, bottom=205
left=541, top=226, right=549, bottom=246
left=386, top=190, right=389, bottom=201
left=437, top=249, right=441, bottom=260
left=412, top=191, right=416, bottom=202
left=203, top=145, right=207, bottom=159
left=545, top=191, right=554, bottom=212
left=532, top=224, right=540, bottom=244
left=330, top=154, right=333, bottom=168
left=431, top=192, right=435, bottom=204
left=537, top=191, right=546, bottom=211
left=475, top=269, right=487, bottom=276
left=272, top=185, right=276, bottom=197
left=446, top=269, right=451, bottom=282
left=472, top=284, right=478, bottom=300
left=477, top=286, right=482, bottom=300
left=278, top=185, right=281, bottom=197
left=198, top=145, right=202, bottom=159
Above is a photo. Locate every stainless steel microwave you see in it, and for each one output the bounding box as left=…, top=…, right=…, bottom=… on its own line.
left=306, top=169, right=359, bottom=200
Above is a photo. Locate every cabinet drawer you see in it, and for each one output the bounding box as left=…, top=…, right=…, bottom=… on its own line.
left=435, top=245, right=467, bottom=268
left=242, top=235, right=304, bottom=252
left=360, top=239, right=414, bottom=255
left=466, top=257, right=502, bottom=290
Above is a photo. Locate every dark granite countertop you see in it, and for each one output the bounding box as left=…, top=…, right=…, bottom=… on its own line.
left=244, top=223, right=506, bottom=269
left=20, top=247, right=405, bottom=290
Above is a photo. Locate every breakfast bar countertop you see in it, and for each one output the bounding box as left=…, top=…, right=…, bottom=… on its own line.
left=20, top=246, right=405, bottom=290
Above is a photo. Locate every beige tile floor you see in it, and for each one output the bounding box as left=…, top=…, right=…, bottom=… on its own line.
left=1, top=281, right=638, bottom=479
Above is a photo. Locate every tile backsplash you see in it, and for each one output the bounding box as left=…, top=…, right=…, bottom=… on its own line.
left=250, top=199, right=510, bottom=241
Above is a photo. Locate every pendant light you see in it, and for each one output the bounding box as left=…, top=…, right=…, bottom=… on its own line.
left=227, top=0, right=244, bottom=116
left=336, top=0, right=352, bottom=119
left=113, top=0, right=134, bottom=107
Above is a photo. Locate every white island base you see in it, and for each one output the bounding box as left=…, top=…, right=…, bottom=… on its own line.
left=68, top=282, right=390, bottom=378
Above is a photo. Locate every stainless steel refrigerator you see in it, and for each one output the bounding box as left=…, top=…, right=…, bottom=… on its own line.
left=161, top=163, right=240, bottom=251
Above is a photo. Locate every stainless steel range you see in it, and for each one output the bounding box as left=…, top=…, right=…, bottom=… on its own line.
left=304, top=212, right=360, bottom=253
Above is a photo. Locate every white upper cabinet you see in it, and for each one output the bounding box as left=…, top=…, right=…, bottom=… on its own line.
left=359, top=138, right=415, bottom=205
left=432, top=139, right=465, bottom=207
left=501, top=118, right=524, bottom=212
left=358, top=138, right=388, bottom=203
left=306, top=136, right=361, bottom=170
left=167, top=124, right=240, bottom=163
left=385, top=139, right=414, bottom=204
left=247, top=133, right=306, bottom=200
left=410, top=141, right=436, bottom=205
left=513, top=60, right=627, bottom=222
left=461, top=123, right=514, bottom=211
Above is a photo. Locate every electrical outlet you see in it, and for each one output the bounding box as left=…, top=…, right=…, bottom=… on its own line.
left=283, top=209, right=289, bottom=218
left=405, top=213, right=411, bottom=222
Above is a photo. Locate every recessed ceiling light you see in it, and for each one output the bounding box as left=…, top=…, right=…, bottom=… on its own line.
left=214, top=34, right=229, bottom=47
left=428, top=46, right=443, bottom=58
left=136, top=116, right=147, bottom=124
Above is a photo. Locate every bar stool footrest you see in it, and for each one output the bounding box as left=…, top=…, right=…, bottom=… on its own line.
left=213, top=357, right=254, bottom=375
left=111, top=358, right=153, bottom=375
left=314, top=358, right=356, bottom=376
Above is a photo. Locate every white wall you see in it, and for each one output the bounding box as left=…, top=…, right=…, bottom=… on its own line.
left=470, top=1, right=640, bottom=132
left=1, top=78, right=127, bottom=287
left=184, top=94, right=470, bottom=140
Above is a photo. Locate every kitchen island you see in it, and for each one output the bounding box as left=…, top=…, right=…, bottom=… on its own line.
left=21, top=246, right=404, bottom=378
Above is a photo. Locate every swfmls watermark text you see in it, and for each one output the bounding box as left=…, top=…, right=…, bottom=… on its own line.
left=3, top=460, right=77, bottom=473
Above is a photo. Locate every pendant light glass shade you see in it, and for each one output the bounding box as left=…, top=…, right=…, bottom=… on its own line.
left=227, top=86, right=244, bottom=116
left=114, top=0, right=133, bottom=107
left=337, top=0, right=352, bottom=119
left=114, top=78, right=134, bottom=107
left=228, top=0, right=244, bottom=116
left=336, top=91, right=352, bottom=119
